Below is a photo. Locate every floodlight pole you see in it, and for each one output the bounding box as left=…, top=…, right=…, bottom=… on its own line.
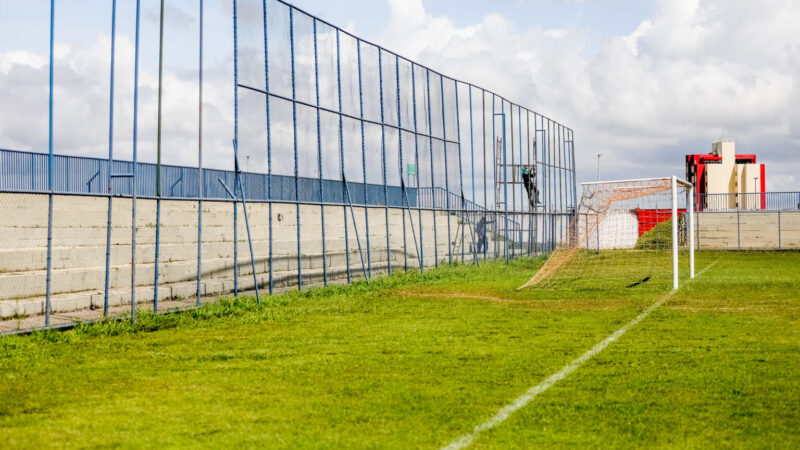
left=597, top=154, right=601, bottom=182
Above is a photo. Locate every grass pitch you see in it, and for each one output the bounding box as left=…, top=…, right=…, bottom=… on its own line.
left=1, top=251, right=799, bottom=448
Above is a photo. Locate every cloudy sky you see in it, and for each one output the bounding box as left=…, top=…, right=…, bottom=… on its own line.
left=1, top=0, right=798, bottom=191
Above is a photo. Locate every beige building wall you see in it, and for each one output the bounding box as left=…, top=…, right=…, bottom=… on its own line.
left=703, top=141, right=764, bottom=210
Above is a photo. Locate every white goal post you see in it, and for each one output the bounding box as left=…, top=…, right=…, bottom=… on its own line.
left=673, top=175, right=695, bottom=290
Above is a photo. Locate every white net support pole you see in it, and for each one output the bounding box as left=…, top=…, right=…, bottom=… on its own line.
left=689, top=184, right=695, bottom=279
left=672, top=176, right=679, bottom=291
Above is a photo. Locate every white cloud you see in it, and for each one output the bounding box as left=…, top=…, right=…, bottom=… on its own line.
left=1, top=0, right=798, bottom=193
left=377, top=0, right=800, bottom=191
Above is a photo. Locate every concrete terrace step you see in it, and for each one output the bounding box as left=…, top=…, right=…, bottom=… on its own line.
left=0, top=253, right=408, bottom=320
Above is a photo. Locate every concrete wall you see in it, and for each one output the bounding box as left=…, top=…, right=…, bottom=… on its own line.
left=697, top=211, right=800, bottom=250
left=0, top=193, right=481, bottom=319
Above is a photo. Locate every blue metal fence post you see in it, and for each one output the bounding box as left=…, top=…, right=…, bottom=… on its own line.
left=131, top=0, right=141, bottom=323
left=45, top=0, right=55, bottom=327
left=154, top=0, right=165, bottom=312
left=502, top=104, right=509, bottom=264
left=395, top=54, right=408, bottom=273
left=518, top=106, right=524, bottom=257
left=103, top=0, right=117, bottom=317
left=491, top=94, right=496, bottom=259
left=482, top=90, right=487, bottom=261
left=233, top=140, right=260, bottom=302
left=335, top=30, right=352, bottom=283
left=411, top=64, right=424, bottom=272
left=379, top=50, right=391, bottom=276
left=468, top=85, right=476, bottom=262
left=289, top=7, right=302, bottom=290
left=426, top=70, right=438, bottom=267
left=232, top=0, right=239, bottom=297
left=261, top=0, right=274, bottom=295
left=313, top=19, right=328, bottom=286
left=355, top=41, right=371, bottom=278
left=196, top=0, right=204, bottom=306
left=440, top=75, right=452, bottom=265
left=454, top=80, right=466, bottom=264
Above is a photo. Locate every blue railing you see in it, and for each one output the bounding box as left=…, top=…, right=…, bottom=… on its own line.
left=0, top=148, right=417, bottom=207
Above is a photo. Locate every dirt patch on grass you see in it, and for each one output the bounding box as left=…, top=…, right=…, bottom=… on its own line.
left=393, top=289, right=632, bottom=312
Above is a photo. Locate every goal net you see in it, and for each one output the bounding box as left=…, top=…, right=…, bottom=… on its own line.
left=519, top=177, right=695, bottom=291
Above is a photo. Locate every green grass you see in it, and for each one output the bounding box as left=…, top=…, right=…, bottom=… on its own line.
left=1, top=251, right=799, bottom=448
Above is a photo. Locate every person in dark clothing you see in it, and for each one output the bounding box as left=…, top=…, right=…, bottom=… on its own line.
left=476, top=216, right=493, bottom=255
left=521, top=165, right=539, bottom=209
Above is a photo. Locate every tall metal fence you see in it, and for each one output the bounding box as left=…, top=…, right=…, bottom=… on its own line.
left=0, top=0, right=577, bottom=334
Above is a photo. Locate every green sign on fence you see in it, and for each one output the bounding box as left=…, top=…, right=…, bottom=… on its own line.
left=407, top=163, right=417, bottom=176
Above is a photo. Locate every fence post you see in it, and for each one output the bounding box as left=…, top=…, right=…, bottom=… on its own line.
left=262, top=0, right=274, bottom=295
left=440, top=75, right=452, bottom=266
left=313, top=19, right=328, bottom=286
left=103, top=0, right=117, bottom=317
left=425, top=70, right=439, bottom=268
left=778, top=210, right=782, bottom=250
left=232, top=0, right=239, bottom=297
left=154, top=0, right=165, bottom=312
left=411, top=64, right=424, bottom=272
left=45, top=0, right=56, bottom=327
left=395, top=54, right=408, bottom=273
left=196, top=0, right=203, bottom=306
left=355, top=40, right=371, bottom=280
left=380, top=50, right=391, bottom=276
left=737, top=208, right=741, bottom=251
left=130, top=0, right=141, bottom=324
left=289, top=7, right=302, bottom=290
left=335, top=30, right=352, bottom=284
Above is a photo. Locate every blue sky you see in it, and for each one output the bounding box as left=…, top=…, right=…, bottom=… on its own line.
left=1, top=0, right=798, bottom=191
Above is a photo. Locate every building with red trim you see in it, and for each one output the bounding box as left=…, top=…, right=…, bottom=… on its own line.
left=686, top=140, right=765, bottom=210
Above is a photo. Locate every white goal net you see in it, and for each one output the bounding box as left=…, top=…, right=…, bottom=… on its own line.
left=519, top=177, right=695, bottom=291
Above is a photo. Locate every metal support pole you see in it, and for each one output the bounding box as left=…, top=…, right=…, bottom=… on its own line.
left=232, top=0, right=239, bottom=297
left=501, top=110, right=509, bottom=263
left=233, top=140, right=260, bottom=302
left=343, top=176, right=370, bottom=283
left=672, top=176, right=679, bottom=290
left=455, top=81, right=465, bottom=264
left=426, top=70, right=438, bottom=267
left=380, top=50, right=391, bottom=276
left=289, top=7, right=302, bottom=290
left=313, top=19, right=328, bottom=286
left=131, top=0, right=141, bottom=323
left=482, top=90, right=487, bottom=260
left=356, top=41, right=371, bottom=277
left=395, top=54, right=408, bottom=272
left=411, top=64, right=424, bottom=272
left=440, top=76, right=452, bottom=265
left=335, top=30, right=351, bottom=283
left=689, top=184, right=695, bottom=279
left=103, top=0, right=117, bottom=317
left=154, top=0, right=165, bottom=311
left=261, top=0, right=273, bottom=295
left=737, top=208, right=741, bottom=250
left=45, top=0, right=56, bottom=327
left=196, top=0, right=204, bottom=306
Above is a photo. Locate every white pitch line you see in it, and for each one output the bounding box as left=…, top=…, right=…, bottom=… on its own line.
left=443, top=260, right=719, bottom=450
